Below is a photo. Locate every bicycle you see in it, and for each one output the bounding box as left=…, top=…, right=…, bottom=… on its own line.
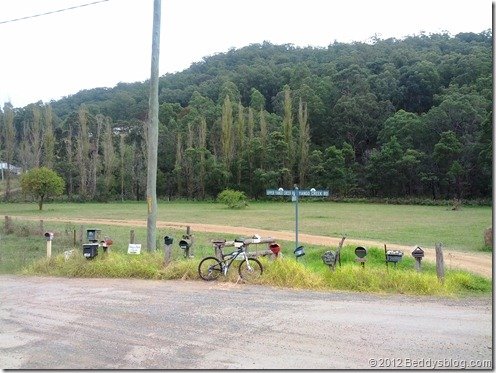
left=198, top=244, right=263, bottom=282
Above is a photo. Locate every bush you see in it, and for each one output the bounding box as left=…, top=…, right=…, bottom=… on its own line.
left=217, top=189, right=248, bottom=209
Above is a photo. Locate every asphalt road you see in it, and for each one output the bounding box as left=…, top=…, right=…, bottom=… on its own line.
left=0, top=275, right=492, bottom=369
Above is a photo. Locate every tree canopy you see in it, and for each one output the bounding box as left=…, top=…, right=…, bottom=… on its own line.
left=1, top=30, right=492, bottom=202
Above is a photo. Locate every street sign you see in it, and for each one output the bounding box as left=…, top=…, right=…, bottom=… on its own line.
left=266, top=186, right=330, bottom=255
left=266, top=189, right=329, bottom=197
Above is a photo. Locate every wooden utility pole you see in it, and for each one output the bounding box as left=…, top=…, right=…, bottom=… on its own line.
left=146, top=0, right=161, bottom=251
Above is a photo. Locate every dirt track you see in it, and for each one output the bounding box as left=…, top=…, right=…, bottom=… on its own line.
left=0, top=275, right=492, bottom=369
left=9, top=216, right=493, bottom=278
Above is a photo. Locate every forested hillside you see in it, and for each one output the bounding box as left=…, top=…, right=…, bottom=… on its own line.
left=1, top=31, right=492, bottom=202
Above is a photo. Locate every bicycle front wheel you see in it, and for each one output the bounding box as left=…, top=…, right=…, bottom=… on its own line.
left=238, top=258, right=263, bottom=282
left=198, top=257, right=222, bottom=281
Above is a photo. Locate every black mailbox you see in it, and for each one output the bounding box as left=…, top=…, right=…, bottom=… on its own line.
left=355, top=246, right=367, bottom=258
left=179, top=239, right=191, bottom=250
left=412, top=246, right=425, bottom=258
left=355, top=246, right=367, bottom=267
left=294, top=246, right=305, bottom=258
left=164, top=236, right=174, bottom=246
left=83, top=243, right=98, bottom=259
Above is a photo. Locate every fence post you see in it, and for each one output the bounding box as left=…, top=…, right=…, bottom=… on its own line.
left=435, top=243, right=445, bottom=283
left=78, top=225, right=84, bottom=245
left=4, top=216, right=12, bottom=234
left=130, top=230, right=135, bottom=244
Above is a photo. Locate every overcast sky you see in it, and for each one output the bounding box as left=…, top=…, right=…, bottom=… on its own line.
left=0, top=0, right=492, bottom=108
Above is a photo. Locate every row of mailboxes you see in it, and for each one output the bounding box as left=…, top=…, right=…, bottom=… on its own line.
left=321, top=246, right=426, bottom=269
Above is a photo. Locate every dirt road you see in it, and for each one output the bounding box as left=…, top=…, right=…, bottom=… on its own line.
left=9, top=216, right=493, bottom=278
left=0, top=275, right=492, bottom=369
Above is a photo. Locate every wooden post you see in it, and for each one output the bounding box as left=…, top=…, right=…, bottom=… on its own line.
left=163, top=244, right=173, bottom=266
left=435, top=243, right=445, bottom=283
left=73, top=229, right=77, bottom=248
left=39, top=220, right=44, bottom=235
left=336, top=236, right=346, bottom=267
left=130, top=230, right=135, bottom=244
left=78, top=225, right=84, bottom=244
left=46, top=240, right=52, bottom=258
left=4, top=216, right=12, bottom=234
left=384, top=244, right=389, bottom=272
left=414, top=257, right=421, bottom=271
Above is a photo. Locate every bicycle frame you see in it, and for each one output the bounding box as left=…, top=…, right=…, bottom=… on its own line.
left=220, top=246, right=251, bottom=275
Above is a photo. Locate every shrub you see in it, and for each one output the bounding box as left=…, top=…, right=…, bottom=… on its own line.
left=217, top=189, right=248, bottom=209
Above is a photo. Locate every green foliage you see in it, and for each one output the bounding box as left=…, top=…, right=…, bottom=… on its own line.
left=217, top=189, right=248, bottom=209
left=4, top=31, right=492, bottom=201
left=20, top=167, right=65, bottom=210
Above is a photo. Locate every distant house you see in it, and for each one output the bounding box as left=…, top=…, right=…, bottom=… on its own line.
left=0, top=162, right=22, bottom=177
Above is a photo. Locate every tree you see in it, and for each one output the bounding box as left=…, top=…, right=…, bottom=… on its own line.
left=2, top=103, right=15, bottom=201
left=281, top=85, right=294, bottom=187
left=20, top=167, right=65, bottom=210
left=297, top=98, right=310, bottom=187
left=220, top=95, right=234, bottom=169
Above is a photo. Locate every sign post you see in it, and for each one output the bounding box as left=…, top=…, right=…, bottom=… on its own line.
left=266, top=186, right=330, bottom=253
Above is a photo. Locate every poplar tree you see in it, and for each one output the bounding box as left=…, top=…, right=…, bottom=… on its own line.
left=298, top=98, right=310, bottom=187
left=221, top=95, right=234, bottom=170
left=43, top=104, right=55, bottom=169
left=102, top=116, right=116, bottom=198
left=198, top=117, right=207, bottom=199
left=235, top=101, right=245, bottom=185
left=259, top=108, right=268, bottom=170
left=282, top=85, right=294, bottom=187
left=76, top=106, right=90, bottom=199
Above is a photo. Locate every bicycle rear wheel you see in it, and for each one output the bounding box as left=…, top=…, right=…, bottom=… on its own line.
left=238, top=258, right=263, bottom=282
left=198, top=257, right=222, bottom=281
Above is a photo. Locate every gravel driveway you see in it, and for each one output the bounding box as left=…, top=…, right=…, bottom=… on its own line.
left=0, top=275, right=492, bottom=369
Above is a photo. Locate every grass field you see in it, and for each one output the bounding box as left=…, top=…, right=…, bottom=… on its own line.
left=0, top=200, right=491, bottom=252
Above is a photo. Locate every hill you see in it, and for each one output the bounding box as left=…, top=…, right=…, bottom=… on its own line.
left=1, top=31, right=492, bottom=201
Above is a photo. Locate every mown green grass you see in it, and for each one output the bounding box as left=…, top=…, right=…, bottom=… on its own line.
left=0, top=200, right=492, bottom=251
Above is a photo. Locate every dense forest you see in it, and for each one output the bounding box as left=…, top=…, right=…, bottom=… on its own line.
left=0, top=30, right=492, bottom=202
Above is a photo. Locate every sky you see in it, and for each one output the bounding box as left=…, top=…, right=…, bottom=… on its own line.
left=0, top=0, right=492, bottom=108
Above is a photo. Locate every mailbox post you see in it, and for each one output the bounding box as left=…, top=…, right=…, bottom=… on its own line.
left=44, top=232, right=54, bottom=258
left=163, top=235, right=174, bottom=265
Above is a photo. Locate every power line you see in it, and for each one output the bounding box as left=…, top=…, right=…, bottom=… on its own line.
left=0, top=0, right=110, bottom=25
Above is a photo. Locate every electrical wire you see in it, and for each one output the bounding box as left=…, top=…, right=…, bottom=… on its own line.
left=0, top=0, right=110, bottom=25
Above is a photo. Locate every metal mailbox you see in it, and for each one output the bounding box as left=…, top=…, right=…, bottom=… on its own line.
left=322, top=250, right=336, bottom=266
left=86, top=228, right=101, bottom=243
left=294, top=246, right=305, bottom=258
left=164, top=236, right=174, bottom=246
left=355, top=246, right=367, bottom=258
left=83, top=243, right=99, bottom=259
left=411, top=246, right=425, bottom=258
left=386, top=250, right=404, bottom=263
left=269, top=243, right=281, bottom=256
